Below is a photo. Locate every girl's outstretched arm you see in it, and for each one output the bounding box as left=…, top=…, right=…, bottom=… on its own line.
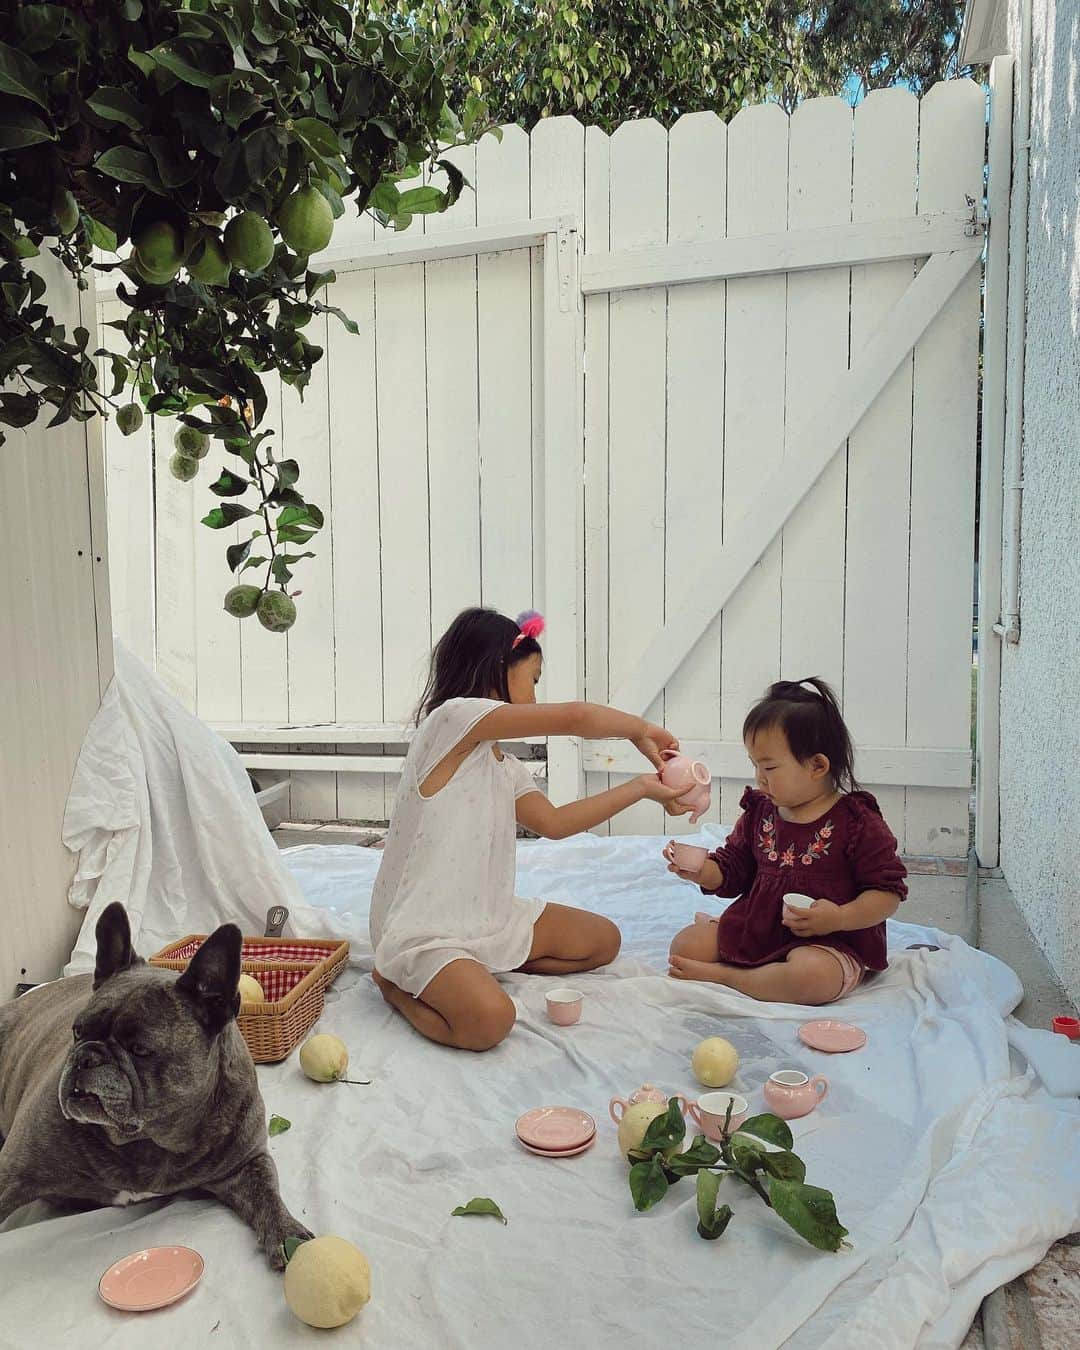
left=469, top=701, right=676, bottom=767
left=516, top=776, right=691, bottom=840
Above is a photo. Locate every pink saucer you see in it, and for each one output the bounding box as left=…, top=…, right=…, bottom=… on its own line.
left=515, top=1106, right=596, bottom=1152
left=798, top=1020, right=867, bottom=1053
left=518, top=1134, right=596, bottom=1159
left=99, top=1246, right=204, bottom=1312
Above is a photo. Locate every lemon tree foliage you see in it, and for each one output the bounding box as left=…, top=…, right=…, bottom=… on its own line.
left=370, top=0, right=779, bottom=131
left=0, top=0, right=477, bottom=622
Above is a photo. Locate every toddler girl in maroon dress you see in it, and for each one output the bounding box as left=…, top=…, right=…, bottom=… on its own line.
left=666, top=678, right=907, bottom=1005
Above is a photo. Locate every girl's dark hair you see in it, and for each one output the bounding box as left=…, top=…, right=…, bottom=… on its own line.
left=742, top=677, right=859, bottom=792
left=416, top=607, right=543, bottom=722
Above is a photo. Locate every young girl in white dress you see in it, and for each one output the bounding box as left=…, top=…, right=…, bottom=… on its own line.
left=370, top=607, right=689, bottom=1051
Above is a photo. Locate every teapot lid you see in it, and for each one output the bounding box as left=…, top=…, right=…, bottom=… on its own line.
left=630, top=1083, right=668, bottom=1103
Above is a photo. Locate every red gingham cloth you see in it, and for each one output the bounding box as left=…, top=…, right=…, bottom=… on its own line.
left=163, top=939, right=333, bottom=1005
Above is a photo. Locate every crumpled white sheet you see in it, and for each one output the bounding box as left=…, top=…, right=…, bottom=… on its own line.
left=7, top=829, right=1079, bottom=1350
left=62, top=642, right=317, bottom=974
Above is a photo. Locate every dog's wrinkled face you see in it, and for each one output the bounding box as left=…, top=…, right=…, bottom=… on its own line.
left=57, top=904, right=243, bottom=1145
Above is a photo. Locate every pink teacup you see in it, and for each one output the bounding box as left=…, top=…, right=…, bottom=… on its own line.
left=763, top=1070, right=829, bottom=1120
left=546, top=987, right=584, bottom=1026
left=663, top=841, right=709, bottom=874
left=659, top=751, right=712, bottom=824
left=687, top=1091, right=748, bottom=1141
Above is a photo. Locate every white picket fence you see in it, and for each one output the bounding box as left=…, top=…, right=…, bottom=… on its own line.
left=99, top=82, right=987, bottom=855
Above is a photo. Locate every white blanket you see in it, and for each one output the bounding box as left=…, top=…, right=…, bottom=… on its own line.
left=5, top=833, right=1080, bottom=1350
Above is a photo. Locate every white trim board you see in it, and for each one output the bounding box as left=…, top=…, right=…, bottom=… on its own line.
left=609, top=245, right=983, bottom=716
left=581, top=741, right=972, bottom=790
left=581, top=211, right=978, bottom=295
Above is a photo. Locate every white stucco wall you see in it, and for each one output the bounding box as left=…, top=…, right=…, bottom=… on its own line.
left=998, top=0, right=1080, bottom=1004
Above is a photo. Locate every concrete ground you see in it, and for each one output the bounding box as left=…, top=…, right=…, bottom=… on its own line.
left=273, top=825, right=1079, bottom=1347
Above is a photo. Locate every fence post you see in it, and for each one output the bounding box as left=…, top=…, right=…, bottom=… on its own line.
left=542, top=218, right=586, bottom=804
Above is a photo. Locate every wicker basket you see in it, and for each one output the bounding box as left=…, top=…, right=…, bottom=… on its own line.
left=150, top=935, right=350, bottom=1064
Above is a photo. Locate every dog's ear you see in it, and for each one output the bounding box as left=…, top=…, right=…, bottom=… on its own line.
left=93, top=903, right=142, bottom=989
left=176, top=924, right=242, bottom=1034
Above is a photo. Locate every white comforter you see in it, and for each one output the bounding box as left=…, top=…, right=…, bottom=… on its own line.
left=3, top=833, right=1078, bottom=1349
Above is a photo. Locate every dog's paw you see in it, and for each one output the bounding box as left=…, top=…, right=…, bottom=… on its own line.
left=266, top=1221, right=315, bottom=1271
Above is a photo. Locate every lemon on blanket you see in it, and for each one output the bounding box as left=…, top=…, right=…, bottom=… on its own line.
left=284, top=1235, right=371, bottom=1328
left=691, top=1037, right=739, bottom=1088
left=618, top=1100, right=678, bottom=1160
left=300, top=1033, right=349, bottom=1082
left=238, top=973, right=265, bottom=1003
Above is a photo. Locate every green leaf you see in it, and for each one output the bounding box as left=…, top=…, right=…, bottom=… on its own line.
left=227, top=538, right=253, bottom=572
left=698, top=1202, right=733, bottom=1242
left=396, top=185, right=445, bottom=216
left=147, top=38, right=230, bottom=88
left=0, top=40, right=49, bottom=108
left=95, top=147, right=162, bottom=189
left=0, top=392, right=39, bottom=427
left=282, top=1235, right=308, bottom=1263
left=268, top=1114, right=291, bottom=1136
left=86, top=218, right=119, bottom=252
left=638, top=1098, right=686, bottom=1156
left=293, top=117, right=342, bottom=160
left=86, top=88, right=146, bottom=130
left=696, top=1169, right=721, bottom=1230
left=737, top=1114, right=793, bottom=1150
left=0, top=108, right=55, bottom=150
left=760, top=1151, right=807, bottom=1184
left=320, top=304, right=359, bottom=336
left=451, top=1197, right=506, bottom=1225
left=127, top=45, right=157, bottom=77
left=728, top=1136, right=767, bottom=1177
left=304, top=268, right=336, bottom=299
left=276, top=458, right=299, bottom=489
left=210, top=467, right=251, bottom=497
left=367, top=180, right=400, bottom=215
left=665, top=1135, right=722, bottom=1176
left=203, top=503, right=255, bottom=528
left=768, top=1180, right=849, bottom=1253
left=628, top=1154, right=670, bottom=1213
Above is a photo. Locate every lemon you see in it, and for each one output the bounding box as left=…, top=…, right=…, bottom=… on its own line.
left=224, top=584, right=262, bottom=618
left=299, top=1033, right=349, bottom=1083
left=617, top=1100, right=674, bottom=1160
left=224, top=211, right=275, bottom=273
left=169, top=451, right=199, bottom=482
left=691, top=1037, right=739, bottom=1088
left=116, top=402, right=143, bottom=436
left=277, top=186, right=334, bottom=256
left=238, top=973, right=265, bottom=1003
left=284, top=1235, right=371, bottom=1329
left=187, top=234, right=233, bottom=286
left=52, top=187, right=79, bottom=237
left=134, top=220, right=184, bottom=273
left=174, top=425, right=209, bottom=459
left=257, top=590, right=297, bottom=633
left=134, top=255, right=180, bottom=286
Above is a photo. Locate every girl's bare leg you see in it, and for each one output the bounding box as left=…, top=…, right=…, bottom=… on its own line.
left=372, top=959, right=516, bottom=1051
left=516, top=901, right=621, bottom=975
left=667, top=928, right=845, bottom=1005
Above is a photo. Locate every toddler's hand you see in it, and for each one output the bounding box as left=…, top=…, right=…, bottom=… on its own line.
left=782, top=898, right=842, bottom=937
left=638, top=774, right=690, bottom=808
left=632, top=723, right=679, bottom=770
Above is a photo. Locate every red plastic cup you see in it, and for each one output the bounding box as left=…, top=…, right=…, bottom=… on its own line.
left=1051, top=1016, right=1080, bottom=1040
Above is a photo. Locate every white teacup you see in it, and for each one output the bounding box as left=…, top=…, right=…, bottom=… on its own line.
left=783, top=891, right=816, bottom=918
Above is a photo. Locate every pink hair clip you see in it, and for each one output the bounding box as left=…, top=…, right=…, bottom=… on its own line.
left=512, top=609, right=545, bottom=648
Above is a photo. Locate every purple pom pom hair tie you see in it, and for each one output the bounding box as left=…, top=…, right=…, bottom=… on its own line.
left=512, top=609, right=545, bottom=648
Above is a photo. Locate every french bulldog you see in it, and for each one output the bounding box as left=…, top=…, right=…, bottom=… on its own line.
left=0, top=902, right=311, bottom=1268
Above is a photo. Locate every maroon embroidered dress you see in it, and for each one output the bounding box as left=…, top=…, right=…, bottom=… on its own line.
left=703, top=789, right=907, bottom=971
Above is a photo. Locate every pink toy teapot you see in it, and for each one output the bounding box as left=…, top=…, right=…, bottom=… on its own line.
left=762, top=1070, right=829, bottom=1120
left=608, top=1084, right=690, bottom=1123
left=659, top=750, right=712, bottom=824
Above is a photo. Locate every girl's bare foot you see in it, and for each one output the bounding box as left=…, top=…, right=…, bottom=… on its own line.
left=668, top=953, right=729, bottom=983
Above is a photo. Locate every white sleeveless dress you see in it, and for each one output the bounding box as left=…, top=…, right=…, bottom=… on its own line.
left=369, top=697, right=547, bottom=996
